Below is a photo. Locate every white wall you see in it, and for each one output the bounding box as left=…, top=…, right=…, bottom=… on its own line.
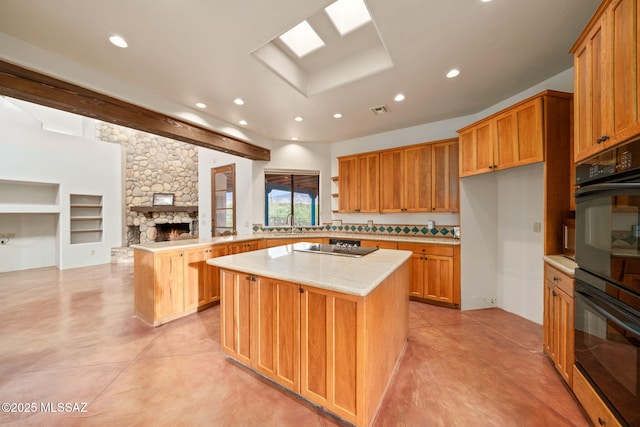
left=251, top=141, right=333, bottom=227
left=458, top=69, right=574, bottom=323
left=0, top=98, right=122, bottom=271
left=197, top=149, right=255, bottom=237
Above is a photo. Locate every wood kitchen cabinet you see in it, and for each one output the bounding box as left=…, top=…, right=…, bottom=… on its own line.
left=397, top=243, right=460, bottom=306
left=220, top=269, right=253, bottom=366
left=573, top=365, right=623, bottom=427
left=192, top=245, right=228, bottom=308
left=543, top=263, right=574, bottom=386
left=228, top=239, right=263, bottom=254
left=431, top=139, right=459, bottom=212
left=134, top=244, right=228, bottom=326
left=255, top=277, right=300, bottom=391
left=360, top=239, right=398, bottom=249
left=217, top=261, right=409, bottom=427
left=459, top=96, right=548, bottom=177
left=572, top=0, right=640, bottom=162
left=338, top=153, right=379, bottom=213
left=380, top=145, right=432, bottom=212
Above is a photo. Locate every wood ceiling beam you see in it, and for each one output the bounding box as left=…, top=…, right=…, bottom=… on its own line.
left=0, top=59, right=270, bottom=161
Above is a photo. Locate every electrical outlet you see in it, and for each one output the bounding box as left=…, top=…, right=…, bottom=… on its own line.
left=533, top=222, right=542, bottom=233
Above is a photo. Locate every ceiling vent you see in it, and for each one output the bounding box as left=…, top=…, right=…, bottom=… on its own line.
left=370, top=104, right=389, bottom=115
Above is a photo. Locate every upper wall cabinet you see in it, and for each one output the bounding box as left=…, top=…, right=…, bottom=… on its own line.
left=572, top=0, right=640, bottom=163
left=458, top=94, right=555, bottom=177
left=338, top=153, right=380, bottom=213
left=338, top=138, right=459, bottom=214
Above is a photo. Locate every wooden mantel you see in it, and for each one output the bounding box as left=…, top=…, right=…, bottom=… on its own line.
left=130, top=206, right=198, bottom=217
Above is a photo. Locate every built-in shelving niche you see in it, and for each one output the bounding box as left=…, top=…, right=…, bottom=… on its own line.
left=70, top=194, right=103, bottom=244
left=0, top=179, right=60, bottom=213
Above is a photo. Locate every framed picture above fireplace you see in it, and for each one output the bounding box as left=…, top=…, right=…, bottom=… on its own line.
left=152, top=193, right=174, bottom=206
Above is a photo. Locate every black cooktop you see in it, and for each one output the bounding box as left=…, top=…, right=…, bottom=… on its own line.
left=292, top=242, right=378, bottom=258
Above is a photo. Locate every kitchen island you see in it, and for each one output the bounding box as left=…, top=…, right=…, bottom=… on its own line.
left=207, top=243, right=412, bottom=427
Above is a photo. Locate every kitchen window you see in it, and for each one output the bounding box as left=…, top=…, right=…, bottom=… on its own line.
left=265, top=171, right=319, bottom=227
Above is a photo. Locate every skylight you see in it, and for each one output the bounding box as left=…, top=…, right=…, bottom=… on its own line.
left=279, top=20, right=325, bottom=58
left=325, top=0, right=372, bottom=36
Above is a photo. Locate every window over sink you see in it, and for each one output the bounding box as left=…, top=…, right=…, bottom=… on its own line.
left=265, top=171, right=319, bottom=227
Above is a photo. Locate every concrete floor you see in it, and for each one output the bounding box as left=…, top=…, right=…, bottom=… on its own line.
left=0, top=264, right=589, bottom=426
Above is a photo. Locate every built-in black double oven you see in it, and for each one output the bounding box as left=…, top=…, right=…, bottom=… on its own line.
left=575, top=139, right=640, bottom=427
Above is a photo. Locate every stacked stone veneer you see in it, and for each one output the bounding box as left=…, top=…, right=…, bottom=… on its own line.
left=96, top=122, right=199, bottom=245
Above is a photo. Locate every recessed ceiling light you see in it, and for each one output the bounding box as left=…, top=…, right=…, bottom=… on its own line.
left=446, top=68, right=461, bottom=78
left=481, top=0, right=492, bottom=2
left=195, top=102, right=207, bottom=109
left=279, top=20, right=325, bottom=58
left=394, top=94, right=405, bottom=102
left=234, top=98, right=245, bottom=105
left=109, top=35, right=128, bottom=48
left=294, top=116, right=304, bottom=122
left=238, top=120, right=248, bottom=125
left=291, top=137, right=299, bottom=141
left=325, top=0, right=372, bottom=36
left=334, top=113, right=343, bottom=119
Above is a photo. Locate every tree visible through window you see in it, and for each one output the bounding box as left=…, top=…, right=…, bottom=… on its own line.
left=265, top=173, right=319, bottom=227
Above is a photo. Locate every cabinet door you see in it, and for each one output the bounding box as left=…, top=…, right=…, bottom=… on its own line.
left=554, top=286, right=574, bottom=385
left=300, top=287, right=361, bottom=424
left=543, top=278, right=555, bottom=358
left=408, top=253, right=425, bottom=298
left=424, top=255, right=455, bottom=304
left=358, top=153, right=380, bottom=213
left=204, top=245, right=229, bottom=305
left=404, top=144, right=432, bottom=212
left=431, top=140, right=459, bottom=212
left=574, top=13, right=607, bottom=162
left=184, top=248, right=209, bottom=310
left=154, top=251, right=185, bottom=319
left=608, top=0, right=640, bottom=147
left=458, top=122, right=494, bottom=177
left=380, top=149, right=404, bottom=212
left=495, top=98, right=543, bottom=170
left=338, top=156, right=359, bottom=212
left=220, top=270, right=253, bottom=366
left=254, top=278, right=300, bottom=391
left=360, top=240, right=397, bottom=249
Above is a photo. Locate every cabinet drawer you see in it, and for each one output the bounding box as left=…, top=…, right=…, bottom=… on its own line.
left=572, top=365, right=622, bottom=427
left=397, top=243, right=454, bottom=256
left=360, top=240, right=397, bottom=249
left=544, top=264, right=574, bottom=295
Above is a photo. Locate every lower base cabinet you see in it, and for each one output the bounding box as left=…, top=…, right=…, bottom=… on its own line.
left=397, top=243, right=460, bottom=306
left=543, top=263, right=574, bottom=386
left=573, top=365, right=623, bottom=427
left=219, top=262, right=409, bottom=427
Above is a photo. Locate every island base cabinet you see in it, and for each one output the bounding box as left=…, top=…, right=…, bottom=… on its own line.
left=218, top=260, right=409, bottom=427
left=255, top=278, right=300, bottom=392
left=300, top=288, right=362, bottom=423
left=220, top=270, right=252, bottom=366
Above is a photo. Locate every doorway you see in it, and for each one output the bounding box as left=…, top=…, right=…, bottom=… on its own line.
left=211, top=164, right=236, bottom=236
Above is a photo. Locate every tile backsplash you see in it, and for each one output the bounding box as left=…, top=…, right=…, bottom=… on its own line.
left=253, top=222, right=458, bottom=238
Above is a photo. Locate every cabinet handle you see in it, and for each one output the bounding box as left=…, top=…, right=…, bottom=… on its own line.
left=553, top=276, right=559, bottom=282
left=598, top=417, right=606, bottom=426
left=552, top=290, right=557, bottom=297
left=597, top=135, right=610, bottom=144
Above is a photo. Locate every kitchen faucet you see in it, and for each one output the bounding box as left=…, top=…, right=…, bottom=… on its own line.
left=286, top=213, right=297, bottom=233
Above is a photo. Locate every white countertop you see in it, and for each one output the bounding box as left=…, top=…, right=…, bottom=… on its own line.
left=131, top=232, right=459, bottom=253
left=206, top=244, right=412, bottom=297
left=543, top=254, right=578, bottom=277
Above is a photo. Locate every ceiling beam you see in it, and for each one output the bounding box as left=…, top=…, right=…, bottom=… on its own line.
left=0, top=59, right=270, bottom=161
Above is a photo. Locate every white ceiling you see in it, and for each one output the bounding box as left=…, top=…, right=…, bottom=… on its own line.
left=0, top=0, right=600, bottom=145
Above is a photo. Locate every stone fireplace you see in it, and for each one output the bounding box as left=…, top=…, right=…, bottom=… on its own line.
left=156, top=222, right=191, bottom=242
left=95, top=122, right=200, bottom=246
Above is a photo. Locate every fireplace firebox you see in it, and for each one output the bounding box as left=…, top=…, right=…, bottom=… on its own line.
left=156, top=223, right=191, bottom=242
